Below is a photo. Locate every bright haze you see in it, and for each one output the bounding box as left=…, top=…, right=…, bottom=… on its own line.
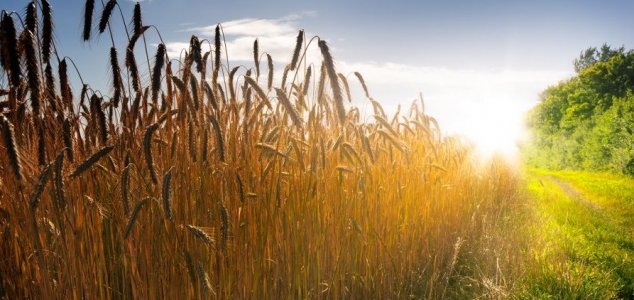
left=5, top=0, right=634, bottom=156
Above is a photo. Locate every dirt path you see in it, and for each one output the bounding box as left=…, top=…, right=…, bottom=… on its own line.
left=545, top=175, right=602, bottom=211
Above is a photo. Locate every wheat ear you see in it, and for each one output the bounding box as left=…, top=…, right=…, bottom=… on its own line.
left=143, top=123, right=159, bottom=184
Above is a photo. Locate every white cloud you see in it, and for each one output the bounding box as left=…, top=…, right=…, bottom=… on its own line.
left=165, top=12, right=320, bottom=64
left=188, top=18, right=295, bottom=38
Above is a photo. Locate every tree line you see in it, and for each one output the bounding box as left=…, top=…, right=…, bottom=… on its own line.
left=525, top=44, right=634, bottom=175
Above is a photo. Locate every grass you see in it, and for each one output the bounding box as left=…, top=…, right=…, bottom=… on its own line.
left=517, top=168, right=634, bottom=299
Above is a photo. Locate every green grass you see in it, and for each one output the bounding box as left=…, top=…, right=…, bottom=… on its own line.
left=515, top=168, right=634, bottom=299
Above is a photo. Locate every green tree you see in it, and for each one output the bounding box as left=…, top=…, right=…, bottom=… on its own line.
left=526, top=45, right=634, bottom=175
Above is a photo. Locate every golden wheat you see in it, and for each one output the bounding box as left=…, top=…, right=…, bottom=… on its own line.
left=0, top=2, right=522, bottom=298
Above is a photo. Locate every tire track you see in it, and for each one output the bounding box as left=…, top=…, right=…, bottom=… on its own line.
left=545, top=176, right=602, bottom=211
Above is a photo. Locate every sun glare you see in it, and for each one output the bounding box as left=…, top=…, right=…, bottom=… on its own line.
left=460, top=105, right=526, bottom=159
left=413, top=73, right=539, bottom=160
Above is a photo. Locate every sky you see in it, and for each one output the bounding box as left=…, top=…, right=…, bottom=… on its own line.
left=3, top=0, right=634, bottom=156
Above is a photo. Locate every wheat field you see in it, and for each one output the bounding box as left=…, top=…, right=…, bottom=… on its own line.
left=0, top=1, right=523, bottom=298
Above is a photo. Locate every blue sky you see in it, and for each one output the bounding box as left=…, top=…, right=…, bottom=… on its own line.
left=3, top=0, right=634, bottom=154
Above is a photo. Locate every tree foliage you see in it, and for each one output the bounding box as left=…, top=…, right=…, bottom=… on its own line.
left=525, top=45, right=634, bottom=175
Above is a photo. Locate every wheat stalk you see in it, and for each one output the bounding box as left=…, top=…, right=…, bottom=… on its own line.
left=53, top=150, right=66, bottom=210
left=143, top=123, right=159, bottom=184
left=69, top=145, right=114, bottom=178
left=133, top=2, right=142, bottom=34
left=1, top=13, right=21, bottom=86
left=30, top=162, right=53, bottom=212
left=123, top=197, right=148, bottom=239
left=189, top=72, right=200, bottom=110
left=198, top=262, right=214, bottom=296
left=186, top=225, right=213, bottom=246
left=109, top=47, right=123, bottom=107
left=212, top=24, right=221, bottom=87
left=58, top=59, right=73, bottom=111
left=208, top=113, right=225, bottom=162
left=91, top=95, right=108, bottom=144
left=281, top=65, right=290, bottom=88
left=275, top=88, right=302, bottom=129
left=126, top=26, right=149, bottom=92
left=244, top=76, right=272, bottom=109
left=266, top=54, right=274, bottom=90
left=302, top=66, right=312, bottom=96
left=152, top=44, right=166, bottom=104
left=338, top=73, right=352, bottom=103
left=0, top=115, right=22, bottom=183
left=162, top=167, right=173, bottom=220
left=220, top=204, right=229, bottom=250
left=253, top=39, right=260, bottom=78
left=44, top=63, right=56, bottom=108
left=98, top=0, right=116, bottom=34
left=354, top=72, right=370, bottom=98
left=42, top=0, right=53, bottom=63
left=25, top=2, right=37, bottom=33
left=318, top=40, right=346, bottom=124
left=121, top=162, right=131, bottom=215
left=228, top=66, right=239, bottom=104
left=82, top=0, right=95, bottom=41
left=21, top=29, right=41, bottom=116
left=289, top=30, right=304, bottom=71
left=188, top=121, right=197, bottom=162
left=62, top=119, right=75, bottom=162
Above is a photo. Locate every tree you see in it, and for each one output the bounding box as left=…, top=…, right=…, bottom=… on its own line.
left=573, top=47, right=597, bottom=73
left=526, top=44, right=634, bottom=175
left=573, top=44, right=625, bottom=73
